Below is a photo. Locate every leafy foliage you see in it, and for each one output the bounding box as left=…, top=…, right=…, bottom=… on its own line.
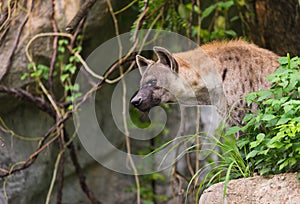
left=190, top=132, right=252, bottom=202
left=57, top=39, right=82, bottom=105
left=191, top=54, right=299, bottom=200
left=21, top=37, right=82, bottom=109
left=132, top=0, right=252, bottom=43
left=235, top=55, right=300, bottom=175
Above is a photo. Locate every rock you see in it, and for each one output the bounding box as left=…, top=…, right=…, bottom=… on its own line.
left=199, top=173, right=300, bottom=204
left=0, top=1, right=139, bottom=204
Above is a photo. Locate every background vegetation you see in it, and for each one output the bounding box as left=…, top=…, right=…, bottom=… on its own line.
left=0, top=0, right=299, bottom=204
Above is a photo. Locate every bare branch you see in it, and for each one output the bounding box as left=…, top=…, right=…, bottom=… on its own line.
left=0, top=85, right=56, bottom=118
left=66, top=0, right=97, bottom=33
left=49, top=0, right=59, bottom=95
left=64, top=130, right=102, bottom=204
left=1, top=15, right=28, bottom=80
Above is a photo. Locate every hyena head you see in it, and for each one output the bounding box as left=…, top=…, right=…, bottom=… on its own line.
left=131, top=47, right=191, bottom=112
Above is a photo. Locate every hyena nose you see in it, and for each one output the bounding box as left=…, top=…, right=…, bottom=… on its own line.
left=131, top=96, right=143, bottom=107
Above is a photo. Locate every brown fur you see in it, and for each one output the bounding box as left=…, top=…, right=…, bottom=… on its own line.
left=132, top=40, right=280, bottom=125
left=174, top=40, right=280, bottom=124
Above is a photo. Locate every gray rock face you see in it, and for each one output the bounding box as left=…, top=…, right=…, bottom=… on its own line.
left=0, top=1, right=140, bottom=203
left=199, top=173, right=300, bottom=204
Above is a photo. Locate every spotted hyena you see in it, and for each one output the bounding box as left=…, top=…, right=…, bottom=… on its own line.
left=131, top=40, right=279, bottom=126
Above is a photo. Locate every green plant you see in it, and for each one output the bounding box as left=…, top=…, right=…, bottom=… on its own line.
left=21, top=37, right=82, bottom=110
left=57, top=38, right=82, bottom=107
left=132, top=0, right=251, bottom=43
left=235, top=54, right=300, bottom=175
left=139, top=172, right=169, bottom=204
left=147, top=129, right=251, bottom=202
left=186, top=54, right=299, bottom=201
left=188, top=0, right=239, bottom=42
left=126, top=169, right=169, bottom=203
left=188, top=131, right=252, bottom=202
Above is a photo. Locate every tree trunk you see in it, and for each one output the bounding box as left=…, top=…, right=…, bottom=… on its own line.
left=251, top=0, right=300, bottom=56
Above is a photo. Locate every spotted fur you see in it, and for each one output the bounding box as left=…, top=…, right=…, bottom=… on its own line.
left=131, top=40, right=279, bottom=125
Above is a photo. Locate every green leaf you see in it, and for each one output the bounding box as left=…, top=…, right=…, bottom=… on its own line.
left=245, top=92, right=257, bottom=106
left=237, top=138, right=249, bottom=149
left=237, top=0, right=246, bottom=6
left=58, top=46, right=65, bottom=53
left=21, top=72, right=28, bottom=80
left=242, top=113, right=253, bottom=123
left=257, top=91, right=272, bottom=101
left=276, top=117, right=290, bottom=125
left=30, top=70, right=42, bottom=78
left=224, top=30, right=237, bottom=37
left=278, top=56, right=289, bottom=65
left=279, top=159, right=289, bottom=170
left=201, top=4, right=216, bottom=19
left=151, top=172, right=166, bottom=181
left=63, top=64, right=71, bottom=72
left=60, top=73, right=69, bottom=82
left=250, top=141, right=260, bottom=149
left=262, top=114, right=276, bottom=121
left=72, top=83, right=80, bottom=92
left=226, top=126, right=241, bottom=135
left=27, top=63, right=34, bottom=70
left=259, top=149, right=269, bottom=155
left=246, top=150, right=259, bottom=159
left=230, top=16, right=239, bottom=22
left=257, top=133, right=265, bottom=141
left=259, top=167, right=271, bottom=175
left=193, top=5, right=200, bottom=14
left=223, top=162, right=234, bottom=200
left=268, top=142, right=284, bottom=149
left=217, top=1, right=234, bottom=10
left=178, top=4, right=188, bottom=19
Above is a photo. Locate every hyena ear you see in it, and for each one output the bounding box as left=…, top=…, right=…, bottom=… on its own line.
left=153, top=46, right=178, bottom=73
left=136, top=55, right=153, bottom=75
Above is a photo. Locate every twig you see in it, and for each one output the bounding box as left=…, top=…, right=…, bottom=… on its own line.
left=56, top=149, right=65, bottom=204
left=65, top=0, right=96, bottom=33
left=196, top=0, right=201, bottom=44
left=0, top=0, right=15, bottom=32
left=188, top=0, right=195, bottom=39
left=56, top=128, right=65, bottom=204
left=49, top=0, right=59, bottom=95
left=194, top=107, right=201, bottom=180
left=25, top=32, right=73, bottom=118
left=64, top=130, right=102, bottom=204
left=45, top=150, right=64, bottom=204
left=107, top=1, right=142, bottom=203
left=0, top=85, right=56, bottom=118
left=132, top=7, right=149, bottom=42
left=0, top=25, right=10, bottom=46
left=0, top=116, right=42, bottom=141
left=0, top=126, right=59, bottom=178
left=186, top=146, right=195, bottom=176
left=113, top=0, right=138, bottom=15
left=171, top=168, right=186, bottom=204
left=0, top=168, right=8, bottom=174
left=1, top=13, right=28, bottom=80
left=171, top=107, right=187, bottom=203
left=70, top=17, right=86, bottom=48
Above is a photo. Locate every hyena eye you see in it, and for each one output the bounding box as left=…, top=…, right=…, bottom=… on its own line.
left=146, top=79, right=157, bottom=87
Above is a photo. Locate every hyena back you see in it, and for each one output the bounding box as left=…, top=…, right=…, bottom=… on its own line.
left=131, top=40, right=279, bottom=125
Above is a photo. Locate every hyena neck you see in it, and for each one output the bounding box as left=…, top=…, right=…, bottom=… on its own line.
left=174, top=49, right=226, bottom=108
left=202, top=40, right=279, bottom=124
left=174, top=40, right=279, bottom=124
left=201, top=40, right=279, bottom=101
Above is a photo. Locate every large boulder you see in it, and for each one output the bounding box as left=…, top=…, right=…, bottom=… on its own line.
left=0, top=1, right=139, bottom=203
left=199, top=173, right=300, bottom=204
